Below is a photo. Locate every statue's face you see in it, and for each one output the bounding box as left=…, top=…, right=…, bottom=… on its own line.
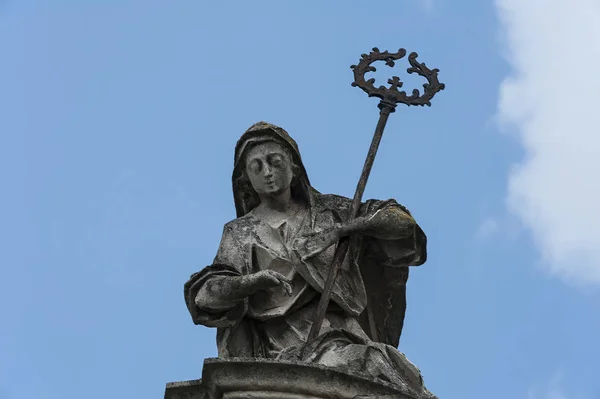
left=245, top=141, right=294, bottom=197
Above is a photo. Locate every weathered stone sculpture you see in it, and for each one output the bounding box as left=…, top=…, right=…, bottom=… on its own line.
left=165, top=48, right=444, bottom=399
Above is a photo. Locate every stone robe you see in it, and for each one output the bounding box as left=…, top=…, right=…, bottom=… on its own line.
left=184, top=191, right=432, bottom=395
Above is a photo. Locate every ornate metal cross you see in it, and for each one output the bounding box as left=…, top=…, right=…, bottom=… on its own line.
left=303, top=48, right=445, bottom=355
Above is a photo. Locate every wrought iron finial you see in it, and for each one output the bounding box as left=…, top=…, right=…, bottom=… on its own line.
left=351, top=47, right=445, bottom=109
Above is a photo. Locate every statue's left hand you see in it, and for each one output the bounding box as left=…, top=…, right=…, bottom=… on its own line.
left=299, top=225, right=343, bottom=260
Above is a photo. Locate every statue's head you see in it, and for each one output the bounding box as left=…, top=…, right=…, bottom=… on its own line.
left=242, top=140, right=298, bottom=198
left=233, top=122, right=312, bottom=217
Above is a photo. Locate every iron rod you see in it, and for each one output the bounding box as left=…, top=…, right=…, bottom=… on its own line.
left=303, top=104, right=394, bottom=354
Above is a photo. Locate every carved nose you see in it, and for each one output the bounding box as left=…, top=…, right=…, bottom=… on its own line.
left=263, top=165, right=273, bottom=177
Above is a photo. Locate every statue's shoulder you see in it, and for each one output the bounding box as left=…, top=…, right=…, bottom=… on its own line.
left=313, top=191, right=413, bottom=216
left=313, top=192, right=353, bottom=211
left=222, top=214, right=258, bottom=235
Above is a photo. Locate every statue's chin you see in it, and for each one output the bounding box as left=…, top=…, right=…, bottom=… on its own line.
left=257, top=187, right=290, bottom=199
left=265, top=188, right=283, bottom=195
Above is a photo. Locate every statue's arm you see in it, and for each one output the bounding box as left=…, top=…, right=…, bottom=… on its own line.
left=298, top=199, right=425, bottom=265
left=194, top=275, right=254, bottom=310
left=341, top=203, right=416, bottom=240
left=193, top=224, right=292, bottom=311
left=348, top=199, right=427, bottom=266
left=195, top=271, right=291, bottom=310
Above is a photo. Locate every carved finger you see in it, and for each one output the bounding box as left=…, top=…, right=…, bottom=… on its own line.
left=269, top=270, right=289, bottom=282
left=277, top=274, right=293, bottom=286
left=265, top=274, right=282, bottom=287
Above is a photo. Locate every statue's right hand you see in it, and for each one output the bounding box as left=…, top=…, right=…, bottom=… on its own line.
left=244, top=270, right=293, bottom=296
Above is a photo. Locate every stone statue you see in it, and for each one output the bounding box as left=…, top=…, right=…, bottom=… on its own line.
left=183, top=122, right=436, bottom=398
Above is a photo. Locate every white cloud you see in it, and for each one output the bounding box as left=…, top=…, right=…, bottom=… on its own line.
left=495, top=0, right=600, bottom=285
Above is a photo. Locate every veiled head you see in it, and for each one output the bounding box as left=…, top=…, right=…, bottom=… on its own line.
left=233, top=122, right=313, bottom=217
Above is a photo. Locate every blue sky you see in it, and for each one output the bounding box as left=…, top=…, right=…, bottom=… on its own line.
left=1, top=1, right=599, bottom=398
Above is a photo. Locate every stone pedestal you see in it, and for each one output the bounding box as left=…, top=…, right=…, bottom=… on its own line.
left=165, top=358, right=422, bottom=399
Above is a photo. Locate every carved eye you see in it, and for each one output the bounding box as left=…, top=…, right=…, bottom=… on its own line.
left=249, top=160, right=262, bottom=174
left=270, top=155, right=283, bottom=167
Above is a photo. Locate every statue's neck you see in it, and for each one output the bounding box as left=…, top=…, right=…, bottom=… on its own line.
left=258, top=190, right=291, bottom=211
left=255, top=191, right=306, bottom=219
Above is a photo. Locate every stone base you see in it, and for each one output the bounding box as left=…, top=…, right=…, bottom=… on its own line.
left=165, top=358, right=422, bottom=399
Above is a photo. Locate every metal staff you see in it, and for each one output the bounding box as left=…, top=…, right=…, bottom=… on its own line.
left=303, top=48, right=445, bottom=355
